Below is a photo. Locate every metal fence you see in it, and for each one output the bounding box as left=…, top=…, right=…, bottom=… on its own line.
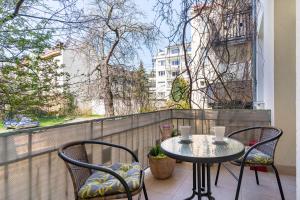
left=217, top=9, right=253, bottom=44
left=0, top=109, right=271, bottom=200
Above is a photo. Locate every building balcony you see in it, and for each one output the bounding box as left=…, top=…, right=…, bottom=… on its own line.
left=0, top=109, right=295, bottom=200
left=206, top=80, right=252, bottom=109
left=212, top=9, right=253, bottom=46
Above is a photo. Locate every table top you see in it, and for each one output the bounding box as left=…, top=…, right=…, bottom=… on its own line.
left=160, top=135, right=245, bottom=163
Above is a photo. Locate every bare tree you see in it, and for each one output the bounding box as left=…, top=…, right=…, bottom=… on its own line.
left=71, top=0, right=156, bottom=117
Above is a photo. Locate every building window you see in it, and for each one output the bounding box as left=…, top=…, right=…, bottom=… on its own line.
left=172, top=71, right=180, bottom=77
left=159, top=60, right=165, bottom=66
left=158, top=81, right=165, bottom=88
left=171, top=48, right=180, bottom=54
left=158, top=92, right=165, bottom=98
left=171, top=60, right=180, bottom=66
left=158, top=71, right=165, bottom=76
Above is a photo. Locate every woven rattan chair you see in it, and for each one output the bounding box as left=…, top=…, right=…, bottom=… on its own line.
left=214, top=126, right=285, bottom=200
left=58, top=140, right=148, bottom=200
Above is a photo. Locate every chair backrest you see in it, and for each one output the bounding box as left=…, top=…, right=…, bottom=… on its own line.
left=59, top=143, right=92, bottom=196
left=256, top=127, right=283, bottom=159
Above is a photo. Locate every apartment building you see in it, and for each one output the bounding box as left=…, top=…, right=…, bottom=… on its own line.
left=190, top=1, right=253, bottom=109
left=147, top=69, right=156, bottom=99
left=153, top=44, right=191, bottom=100
left=42, top=47, right=143, bottom=115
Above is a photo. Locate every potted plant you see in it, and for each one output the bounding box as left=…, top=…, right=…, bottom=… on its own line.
left=148, top=145, right=176, bottom=179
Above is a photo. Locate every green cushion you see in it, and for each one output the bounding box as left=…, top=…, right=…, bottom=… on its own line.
left=235, top=146, right=273, bottom=165
left=78, top=162, right=142, bottom=199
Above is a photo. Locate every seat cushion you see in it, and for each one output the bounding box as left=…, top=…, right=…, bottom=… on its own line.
left=78, top=162, right=142, bottom=199
left=234, top=146, right=273, bottom=165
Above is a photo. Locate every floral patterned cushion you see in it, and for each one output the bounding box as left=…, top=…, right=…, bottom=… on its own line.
left=235, top=146, right=273, bottom=165
left=78, top=162, right=142, bottom=199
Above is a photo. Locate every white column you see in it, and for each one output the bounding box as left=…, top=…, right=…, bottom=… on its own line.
left=296, top=0, right=300, bottom=197
left=261, top=0, right=275, bottom=124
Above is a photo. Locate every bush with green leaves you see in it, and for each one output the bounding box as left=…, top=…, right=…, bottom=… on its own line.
left=167, top=77, right=190, bottom=109
left=0, top=56, right=70, bottom=119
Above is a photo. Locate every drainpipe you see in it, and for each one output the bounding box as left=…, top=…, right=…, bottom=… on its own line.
left=252, top=0, right=257, bottom=105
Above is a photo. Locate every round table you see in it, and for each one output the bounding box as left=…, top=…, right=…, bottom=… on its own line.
left=160, top=135, right=245, bottom=200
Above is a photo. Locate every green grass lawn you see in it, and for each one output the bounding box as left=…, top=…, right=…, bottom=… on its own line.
left=0, top=123, right=4, bottom=132
left=0, top=114, right=104, bottom=133
left=38, top=116, right=73, bottom=127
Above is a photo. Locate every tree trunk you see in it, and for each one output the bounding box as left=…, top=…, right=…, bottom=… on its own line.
left=103, top=81, right=114, bottom=117
left=101, top=64, right=114, bottom=117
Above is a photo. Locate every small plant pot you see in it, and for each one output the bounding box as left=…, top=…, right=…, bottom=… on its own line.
left=148, top=155, right=176, bottom=179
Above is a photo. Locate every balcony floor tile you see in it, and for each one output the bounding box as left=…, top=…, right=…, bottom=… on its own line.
left=134, top=162, right=296, bottom=200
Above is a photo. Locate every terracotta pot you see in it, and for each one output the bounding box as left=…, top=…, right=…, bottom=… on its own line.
left=148, top=155, right=176, bottom=179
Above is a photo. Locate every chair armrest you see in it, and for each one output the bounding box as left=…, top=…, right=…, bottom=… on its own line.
left=66, top=140, right=139, bottom=162
left=58, top=149, right=133, bottom=199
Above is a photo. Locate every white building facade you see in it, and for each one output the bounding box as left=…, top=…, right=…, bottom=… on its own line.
left=189, top=0, right=297, bottom=176
left=153, top=44, right=191, bottom=100
left=190, top=2, right=253, bottom=109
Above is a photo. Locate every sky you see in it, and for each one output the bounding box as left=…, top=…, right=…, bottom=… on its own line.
left=48, top=0, right=183, bottom=70
left=135, top=0, right=158, bottom=69
left=135, top=0, right=183, bottom=70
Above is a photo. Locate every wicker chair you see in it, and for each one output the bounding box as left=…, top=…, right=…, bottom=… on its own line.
left=214, top=127, right=285, bottom=200
left=58, top=140, right=148, bottom=200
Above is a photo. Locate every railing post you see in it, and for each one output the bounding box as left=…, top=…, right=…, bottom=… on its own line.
left=48, top=152, right=52, bottom=200
left=100, top=120, right=104, bottom=163
left=90, top=121, right=94, bottom=139
left=201, top=109, right=205, bottom=134
left=65, top=166, right=69, bottom=199
left=130, top=114, right=134, bottom=162
left=4, top=136, right=8, bottom=200
left=194, top=109, right=197, bottom=135
left=90, top=121, right=94, bottom=161
left=158, top=110, right=161, bottom=123
left=28, top=132, right=33, bottom=200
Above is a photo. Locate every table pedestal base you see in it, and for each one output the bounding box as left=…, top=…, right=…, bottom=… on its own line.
left=184, top=162, right=215, bottom=200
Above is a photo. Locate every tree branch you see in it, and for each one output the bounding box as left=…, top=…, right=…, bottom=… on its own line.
left=0, top=0, right=25, bottom=25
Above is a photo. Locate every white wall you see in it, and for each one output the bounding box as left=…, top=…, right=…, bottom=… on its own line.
left=273, top=0, right=296, bottom=169
left=259, top=0, right=296, bottom=170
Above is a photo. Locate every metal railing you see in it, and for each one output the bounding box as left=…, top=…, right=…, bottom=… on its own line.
left=0, top=109, right=270, bottom=200
left=213, top=9, right=253, bottom=45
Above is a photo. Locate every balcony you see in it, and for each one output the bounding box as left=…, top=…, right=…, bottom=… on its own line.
left=0, top=109, right=295, bottom=200
left=212, top=9, right=253, bottom=46
left=142, top=162, right=295, bottom=200
left=206, top=80, right=252, bottom=109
